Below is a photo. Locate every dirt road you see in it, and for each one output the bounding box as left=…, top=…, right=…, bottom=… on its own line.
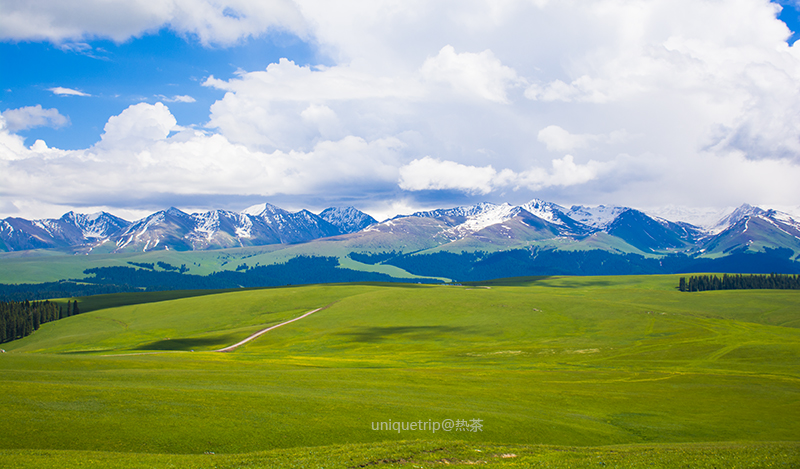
left=214, top=305, right=328, bottom=352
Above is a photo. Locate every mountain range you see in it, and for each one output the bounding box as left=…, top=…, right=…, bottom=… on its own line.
left=1, top=200, right=799, bottom=265
left=0, top=203, right=377, bottom=253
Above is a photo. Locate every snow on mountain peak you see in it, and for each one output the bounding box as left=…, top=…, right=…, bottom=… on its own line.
left=192, top=210, right=222, bottom=241
left=448, top=203, right=519, bottom=236
left=709, top=204, right=768, bottom=234
left=641, top=205, right=732, bottom=231
left=242, top=202, right=286, bottom=217
left=566, top=205, right=628, bottom=229
left=519, top=199, right=567, bottom=225
left=320, top=207, right=377, bottom=232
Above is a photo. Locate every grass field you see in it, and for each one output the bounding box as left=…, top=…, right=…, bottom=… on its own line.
left=1, top=275, right=798, bottom=467
left=0, top=243, right=437, bottom=284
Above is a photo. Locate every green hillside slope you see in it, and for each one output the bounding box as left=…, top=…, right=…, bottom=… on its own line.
left=0, top=276, right=798, bottom=467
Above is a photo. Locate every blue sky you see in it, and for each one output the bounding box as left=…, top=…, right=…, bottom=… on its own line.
left=777, top=0, right=800, bottom=43
left=2, top=0, right=800, bottom=223
left=1, top=30, right=320, bottom=149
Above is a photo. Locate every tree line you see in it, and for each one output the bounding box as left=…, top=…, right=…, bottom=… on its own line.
left=0, top=281, right=135, bottom=302
left=1, top=300, right=80, bottom=344
left=679, top=273, right=800, bottom=292
left=384, top=248, right=800, bottom=281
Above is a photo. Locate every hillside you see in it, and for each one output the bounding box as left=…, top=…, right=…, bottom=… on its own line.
left=0, top=277, right=798, bottom=467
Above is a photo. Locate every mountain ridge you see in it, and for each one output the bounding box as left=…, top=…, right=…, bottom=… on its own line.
left=1, top=200, right=799, bottom=265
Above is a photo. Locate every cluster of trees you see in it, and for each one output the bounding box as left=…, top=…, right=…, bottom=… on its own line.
left=0, top=300, right=80, bottom=343
left=126, top=261, right=189, bottom=273
left=679, top=273, right=800, bottom=292
left=384, top=248, right=800, bottom=281
left=349, top=251, right=399, bottom=265
left=0, top=281, right=134, bottom=302
left=157, top=261, right=189, bottom=273
left=81, top=256, right=433, bottom=291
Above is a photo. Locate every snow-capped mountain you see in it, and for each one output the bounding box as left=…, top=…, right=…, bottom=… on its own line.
left=320, top=207, right=377, bottom=233
left=61, top=211, right=131, bottom=239
left=642, top=205, right=734, bottom=231
left=700, top=206, right=800, bottom=256
left=0, top=211, right=131, bottom=251
left=114, top=207, right=196, bottom=252
left=1, top=201, right=799, bottom=263
left=374, top=200, right=800, bottom=258
left=0, top=204, right=375, bottom=253
left=406, top=202, right=523, bottom=238
left=604, top=208, right=699, bottom=253
left=109, top=204, right=370, bottom=252
left=709, top=204, right=767, bottom=235
left=566, top=205, right=628, bottom=229
left=400, top=200, right=589, bottom=240
left=395, top=200, right=609, bottom=242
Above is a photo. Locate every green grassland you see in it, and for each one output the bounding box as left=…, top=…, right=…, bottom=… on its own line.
left=0, top=243, right=436, bottom=284
left=1, top=275, right=798, bottom=468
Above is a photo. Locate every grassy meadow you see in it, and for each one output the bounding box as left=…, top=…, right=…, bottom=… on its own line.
left=1, top=275, right=798, bottom=467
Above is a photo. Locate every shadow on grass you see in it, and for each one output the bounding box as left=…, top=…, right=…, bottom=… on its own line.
left=134, top=333, right=240, bottom=351
left=465, top=276, right=552, bottom=287
left=338, top=325, right=467, bottom=343
left=539, top=279, right=619, bottom=288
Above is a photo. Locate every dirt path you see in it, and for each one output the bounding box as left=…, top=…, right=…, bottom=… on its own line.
left=214, top=305, right=328, bottom=352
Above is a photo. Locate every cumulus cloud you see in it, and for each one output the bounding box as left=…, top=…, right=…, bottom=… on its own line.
left=0, top=0, right=308, bottom=46
left=202, top=58, right=427, bottom=151
left=204, top=58, right=423, bottom=102
left=1, top=105, right=69, bottom=132
left=97, top=102, right=177, bottom=151
left=420, top=45, right=523, bottom=103
left=520, top=155, right=608, bottom=190
left=300, top=104, right=343, bottom=139
left=0, top=103, right=401, bottom=212
left=398, top=155, right=608, bottom=194
left=398, top=157, right=501, bottom=194
left=4, top=0, right=800, bottom=219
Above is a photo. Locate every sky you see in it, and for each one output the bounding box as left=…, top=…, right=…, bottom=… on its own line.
left=2, top=0, right=800, bottom=223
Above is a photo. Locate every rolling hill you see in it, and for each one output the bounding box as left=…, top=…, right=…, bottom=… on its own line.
left=0, top=276, right=798, bottom=467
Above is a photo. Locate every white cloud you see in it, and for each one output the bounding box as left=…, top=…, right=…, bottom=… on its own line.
left=202, top=58, right=426, bottom=151
left=537, top=125, right=592, bottom=153
left=398, top=155, right=608, bottom=194
left=204, top=58, right=423, bottom=102
left=48, top=87, right=91, bottom=97
left=156, top=95, right=196, bottom=103
left=1, top=105, right=69, bottom=132
left=520, top=155, right=608, bottom=189
left=300, top=104, right=343, bottom=139
left=524, top=76, right=616, bottom=103
left=0, top=0, right=308, bottom=46
left=0, top=103, right=402, bottom=214
left=4, top=0, right=800, bottom=219
left=420, top=45, right=523, bottom=103
left=398, top=156, right=500, bottom=194
left=57, top=42, right=92, bottom=53
left=537, top=125, right=629, bottom=153
left=98, top=102, right=178, bottom=149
